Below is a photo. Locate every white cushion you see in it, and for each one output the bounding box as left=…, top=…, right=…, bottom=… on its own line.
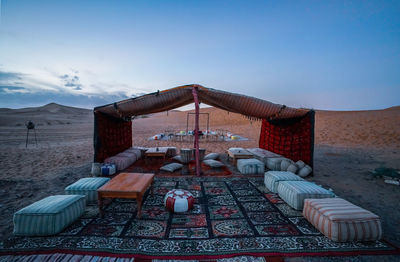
left=160, top=163, right=183, bottom=172
left=287, top=163, right=299, bottom=173
left=266, top=157, right=287, bottom=171
left=203, top=159, right=225, bottom=168
left=280, top=159, right=295, bottom=171
left=173, top=155, right=183, bottom=163
left=204, top=153, right=219, bottom=160
left=298, top=165, right=313, bottom=177
left=296, top=160, right=305, bottom=169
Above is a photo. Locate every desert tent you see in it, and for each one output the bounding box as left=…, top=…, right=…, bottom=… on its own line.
left=93, top=84, right=315, bottom=173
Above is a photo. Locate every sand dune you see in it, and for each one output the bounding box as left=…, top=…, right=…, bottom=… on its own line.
left=0, top=103, right=92, bottom=126
left=315, top=107, right=400, bottom=149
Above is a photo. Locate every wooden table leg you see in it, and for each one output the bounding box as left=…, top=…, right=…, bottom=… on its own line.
left=136, top=194, right=143, bottom=219
left=98, top=193, right=104, bottom=218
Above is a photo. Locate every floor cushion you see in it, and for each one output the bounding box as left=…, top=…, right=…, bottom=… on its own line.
left=101, top=163, right=116, bottom=176
left=164, top=189, right=194, bottom=213
left=13, top=195, right=85, bottom=236
left=116, top=151, right=138, bottom=160
left=160, top=163, right=183, bottom=172
left=180, top=148, right=193, bottom=163
left=124, top=148, right=143, bottom=159
left=204, top=152, right=219, bottom=160
left=172, top=155, right=183, bottom=163
left=237, top=158, right=265, bottom=174
left=104, top=155, right=136, bottom=171
left=65, top=177, right=110, bottom=203
left=298, top=165, right=313, bottom=177
left=303, top=198, right=382, bottom=242
left=277, top=181, right=335, bottom=210
left=203, top=159, right=225, bottom=168
left=264, top=171, right=304, bottom=193
left=266, top=157, right=288, bottom=171
left=246, top=148, right=282, bottom=165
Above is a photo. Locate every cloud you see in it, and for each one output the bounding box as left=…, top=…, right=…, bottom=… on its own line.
left=0, top=87, right=131, bottom=109
left=0, top=71, right=24, bottom=81
left=0, top=69, right=59, bottom=93
left=0, top=86, right=30, bottom=94
left=59, top=71, right=82, bottom=91
left=0, top=68, right=149, bottom=108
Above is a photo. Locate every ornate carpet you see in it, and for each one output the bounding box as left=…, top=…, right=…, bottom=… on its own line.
left=125, top=159, right=233, bottom=177
left=1, top=176, right=397, bottom=259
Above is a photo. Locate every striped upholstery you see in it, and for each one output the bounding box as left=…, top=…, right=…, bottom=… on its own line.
left=104, top=155, right=136, bottom=171
left=266, top=157, right=288, bottom=171
left=13, top=195, right=85, bottom=236
left=277, top=181, right=335, bottom=210
left=246, top=148, right=282, bottom=165
left=264, top=171, right=304, bottom=193
left=237, top=159, right=265, bottom=174
left=303, top=198, right=382, bottom=242
left=65, top=177, right=110, bottom=203
left=124, top=148, right=143, bottom=159
left=116, top=151, right=138, bottom=159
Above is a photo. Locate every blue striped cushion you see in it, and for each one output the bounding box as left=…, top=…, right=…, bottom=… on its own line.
left=65, top=177, right=110, bottom=203
left=264, top=171, right=304, bottom=193
left=277, top=181, right=335, bottom=210
left=237, top=159, right=265, bottom=174
left=13, top=195, right=85, bottom=236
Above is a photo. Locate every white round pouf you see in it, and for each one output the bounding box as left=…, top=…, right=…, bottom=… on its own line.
left=164, top=189, right=194, bottom=213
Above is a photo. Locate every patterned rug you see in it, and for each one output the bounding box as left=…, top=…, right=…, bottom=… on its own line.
left=1, top=176, right=398, bottom=259
left=125, top=159, right=233, bottom=177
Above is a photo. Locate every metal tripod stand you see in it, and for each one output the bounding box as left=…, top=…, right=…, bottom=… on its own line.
left=25, top=121, right=37, bottom=147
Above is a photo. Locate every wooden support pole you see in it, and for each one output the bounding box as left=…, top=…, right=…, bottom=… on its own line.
left=192, top=86, right=201, bottom=176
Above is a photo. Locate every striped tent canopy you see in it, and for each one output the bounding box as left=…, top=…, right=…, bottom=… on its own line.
left=93, top=84, right=315, bottom=169
left=94, top=84, right=309, bottom=120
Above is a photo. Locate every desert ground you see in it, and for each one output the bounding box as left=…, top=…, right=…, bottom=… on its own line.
left=0, top=103, right=399, bottom=261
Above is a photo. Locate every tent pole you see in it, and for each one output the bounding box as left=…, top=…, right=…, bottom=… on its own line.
left=192, top=85, right=201, bottom=176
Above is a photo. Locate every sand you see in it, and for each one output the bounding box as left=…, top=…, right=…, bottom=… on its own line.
left=0, top=103, right=399, bottom=259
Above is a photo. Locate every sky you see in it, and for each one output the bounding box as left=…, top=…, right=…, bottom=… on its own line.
left=0, top=0, right=399, bottom=110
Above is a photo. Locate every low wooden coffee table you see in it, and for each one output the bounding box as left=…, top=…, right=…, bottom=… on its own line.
left=97, top=172, right=155, bottom=219
left=227, top=148, right=253, bottom=165
left=145, top=147, right=168, bottom=164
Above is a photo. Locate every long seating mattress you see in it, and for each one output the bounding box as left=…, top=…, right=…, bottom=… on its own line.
left=264, top=171, right=304, bottom=193
left=237, top=158, right=265, bottom=174
left=65, top=177, right=110, bottom=203
left=104, top=155, right=136, bottom=171
left=303, top=198, right=382, bottom=242
left=13, top=195, right=85, bottom=236
left=277, top=181, right=335, bottom=210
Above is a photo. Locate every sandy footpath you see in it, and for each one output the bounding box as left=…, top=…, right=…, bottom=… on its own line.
left=0, top=104, right=399, bottom=261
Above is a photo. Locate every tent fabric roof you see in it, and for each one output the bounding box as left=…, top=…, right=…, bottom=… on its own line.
left=94, top=84, right=309, bottom=120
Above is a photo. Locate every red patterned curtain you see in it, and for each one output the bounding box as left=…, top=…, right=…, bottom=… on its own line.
left=259, top=111, right=315, bottom=166
left=94, top=112, right=132, bottom=162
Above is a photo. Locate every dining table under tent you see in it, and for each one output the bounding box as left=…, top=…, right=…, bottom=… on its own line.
left=93, top=84, right=315, bottom=175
